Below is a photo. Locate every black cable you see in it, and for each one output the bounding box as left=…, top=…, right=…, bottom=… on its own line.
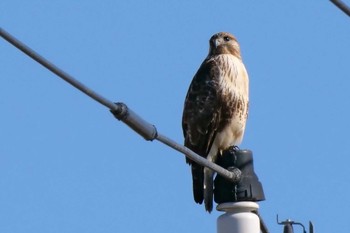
left=330, top=0, right=350, bottom=17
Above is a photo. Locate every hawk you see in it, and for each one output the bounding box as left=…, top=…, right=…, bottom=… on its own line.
left=182, top=32, right=249, bottom=212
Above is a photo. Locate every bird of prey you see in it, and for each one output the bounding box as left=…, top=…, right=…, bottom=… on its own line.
left=182, top=32, right=249, bottom=212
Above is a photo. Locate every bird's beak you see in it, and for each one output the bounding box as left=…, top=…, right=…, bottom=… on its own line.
left=213, top=37, right=223, bottom=48
left=209, top=35, right=220, bottom=50
left=214, top=39, right=219, bottom=48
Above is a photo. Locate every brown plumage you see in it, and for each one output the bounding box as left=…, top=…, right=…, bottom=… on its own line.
left=182, top=32, right=249, bottom=212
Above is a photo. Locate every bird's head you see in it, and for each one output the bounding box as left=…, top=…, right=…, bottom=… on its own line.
left=208, top=32, right=241, bottom=58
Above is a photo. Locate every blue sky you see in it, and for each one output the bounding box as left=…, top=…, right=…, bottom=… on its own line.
left=1, top=1, right=350, bottom=233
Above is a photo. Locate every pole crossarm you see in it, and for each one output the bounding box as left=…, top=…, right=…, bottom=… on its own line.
left=1, top=27, right=240, bottom=182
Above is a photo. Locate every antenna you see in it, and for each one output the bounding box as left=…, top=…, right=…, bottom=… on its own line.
left=277, top=215, right=314, bottom=233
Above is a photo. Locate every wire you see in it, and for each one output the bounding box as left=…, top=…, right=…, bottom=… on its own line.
left=156, top=134, right=240, bottom=182
left=330, top=0, right=350, bottom=17
left=0, top=27, right=239, bottom=182
left=0, top=28, right=117, bottom=110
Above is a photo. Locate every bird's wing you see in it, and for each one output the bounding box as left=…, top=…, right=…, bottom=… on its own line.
left=182, top=58, right=222, bottom=204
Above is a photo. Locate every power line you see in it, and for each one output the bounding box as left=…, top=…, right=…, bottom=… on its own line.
left=0, top=27, right=239, bottom=183
left=330, top=0, right=350, bottom=17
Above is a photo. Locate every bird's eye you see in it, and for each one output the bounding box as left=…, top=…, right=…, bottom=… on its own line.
left=223, top=36, right=230, bottom=42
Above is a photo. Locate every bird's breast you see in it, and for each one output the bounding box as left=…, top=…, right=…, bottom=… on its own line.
left=214, top=54, right=249, bottom=149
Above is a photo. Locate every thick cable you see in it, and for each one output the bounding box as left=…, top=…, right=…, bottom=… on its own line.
left=1, top=27, right=239, bottom=182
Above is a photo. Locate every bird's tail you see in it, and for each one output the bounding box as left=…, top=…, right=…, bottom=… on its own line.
left=191, top=163, right=204, bottom=204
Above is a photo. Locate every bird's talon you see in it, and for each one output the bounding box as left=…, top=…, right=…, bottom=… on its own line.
left=229, top=146, right=240, bottom=153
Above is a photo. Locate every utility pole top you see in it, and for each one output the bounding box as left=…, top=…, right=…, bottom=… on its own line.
left=215, top=149, right=268, bottom=233
left=214, top=149, right=265, bottom=204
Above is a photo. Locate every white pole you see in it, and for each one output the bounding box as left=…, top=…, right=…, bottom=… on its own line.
left=217, top=202, right=260, bottom=233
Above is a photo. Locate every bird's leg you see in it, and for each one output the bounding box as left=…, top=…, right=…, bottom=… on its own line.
left=203, top=167, right=214, bottom=212
left=203, top=149, right=218, bottom=213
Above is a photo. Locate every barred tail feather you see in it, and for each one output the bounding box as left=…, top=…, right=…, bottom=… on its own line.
left=191, top=163, right=204, bottom=204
